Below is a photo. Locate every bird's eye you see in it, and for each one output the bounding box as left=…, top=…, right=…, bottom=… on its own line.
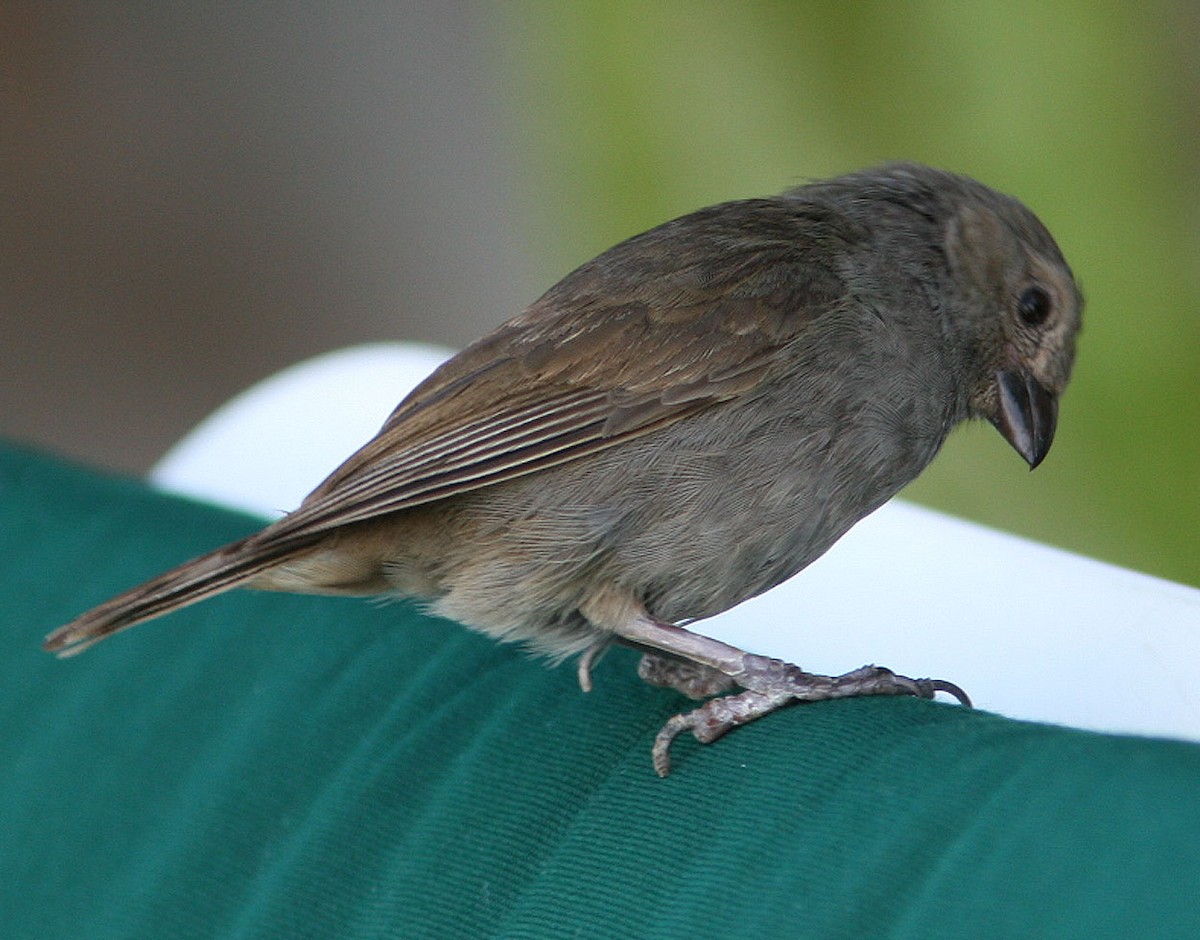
left=1017, top=285, right=1052, bottom=327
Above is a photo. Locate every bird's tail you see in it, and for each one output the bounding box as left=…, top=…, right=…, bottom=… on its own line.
left=42, top=531, right=314, bottom=658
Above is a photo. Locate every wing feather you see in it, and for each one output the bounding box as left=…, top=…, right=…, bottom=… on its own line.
left=263, top=199, right=855, bottom=542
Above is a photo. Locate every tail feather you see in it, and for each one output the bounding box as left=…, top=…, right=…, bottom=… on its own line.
left=43, top=532, right=313, bottom=658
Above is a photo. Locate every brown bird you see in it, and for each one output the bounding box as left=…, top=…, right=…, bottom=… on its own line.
left=45, top=163, right=1082, bottom=775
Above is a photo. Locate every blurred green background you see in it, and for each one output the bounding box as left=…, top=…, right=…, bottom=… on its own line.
left=3, top=4, right=1197, bottom=585
left=497, top=2, right=1200, bottom=586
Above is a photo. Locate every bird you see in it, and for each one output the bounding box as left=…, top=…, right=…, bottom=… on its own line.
left=44, top=163, right=1083, bottom=775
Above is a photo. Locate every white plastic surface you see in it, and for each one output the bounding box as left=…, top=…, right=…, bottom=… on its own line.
left=151, top=343, right=1200, bottom=744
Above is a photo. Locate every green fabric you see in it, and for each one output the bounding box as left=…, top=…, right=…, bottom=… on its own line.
left=3, top=439, right=1199, bottom=939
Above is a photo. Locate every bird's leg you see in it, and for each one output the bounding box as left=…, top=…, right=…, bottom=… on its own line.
left=576, top=636, right=612, bottom=693
left=606, top=613, right=969, bottom=776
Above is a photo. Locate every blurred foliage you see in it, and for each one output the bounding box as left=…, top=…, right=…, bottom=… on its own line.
left=496, top=1, right=1199, bottom=585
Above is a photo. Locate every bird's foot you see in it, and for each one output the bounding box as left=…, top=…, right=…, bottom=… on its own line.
left=637, top=653, right=738, bottom=698
left=650, top=657, right=971, bottom=777
left=591, top=604, right=969, bottom=775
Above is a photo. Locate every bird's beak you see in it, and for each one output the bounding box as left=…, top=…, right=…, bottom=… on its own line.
left=989, top=367, right=1058, bottom=469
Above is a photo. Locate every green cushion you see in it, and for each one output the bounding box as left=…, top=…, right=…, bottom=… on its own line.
left=4, top=440, right=1199, bottom=939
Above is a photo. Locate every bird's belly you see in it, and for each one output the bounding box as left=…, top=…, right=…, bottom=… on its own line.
left=409, top=379, right=946, bottom=652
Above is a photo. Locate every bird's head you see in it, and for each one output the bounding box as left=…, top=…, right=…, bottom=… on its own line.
left=944, top=187, right=1083, bottom=468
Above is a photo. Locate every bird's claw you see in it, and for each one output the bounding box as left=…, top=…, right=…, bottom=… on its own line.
left=651, top=662, right=971, bottom=776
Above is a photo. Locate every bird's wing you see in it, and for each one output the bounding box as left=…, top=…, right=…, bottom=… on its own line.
left=268, top=203, right=851, bottom=541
